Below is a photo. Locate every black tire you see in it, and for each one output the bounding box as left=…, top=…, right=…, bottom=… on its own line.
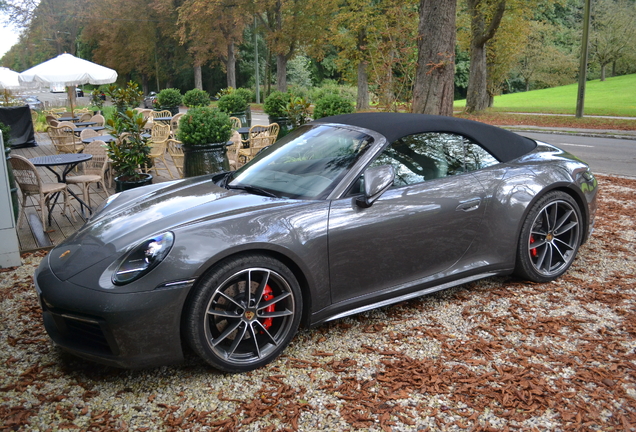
left=514, top=191, right=582, bottom=283
left=184, top=254, right=302, bottom=372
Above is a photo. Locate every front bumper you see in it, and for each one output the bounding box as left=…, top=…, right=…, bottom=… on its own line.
left=34, top=254, right=193, bottom=369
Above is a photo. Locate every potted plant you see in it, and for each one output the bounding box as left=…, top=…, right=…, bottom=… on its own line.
left=313, top=93, right=355, bottom=119
left=263, top=91, right=292, bottom=137
left=106, top=109, right=153, bottom=192
left=217, top=93, right=249, bottom=128
left=183, top=89, right=211, bottom=108
left=287, top=95, right=312, bottom=129
left=156, top=88, right=183, bottom=116
left=105, top=81, right=144, bottom=113
left=176, top=107, right=233, bottom=177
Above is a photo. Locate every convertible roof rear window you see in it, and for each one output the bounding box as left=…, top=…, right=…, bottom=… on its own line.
left=317, top=113, right=537, bottom=163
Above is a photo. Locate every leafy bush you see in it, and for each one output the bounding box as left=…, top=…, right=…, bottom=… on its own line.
left=234, top=87, right=254, bottom=104
left=313, top=93, right=355, bottom=119
left=106, top=109, right=150, bottom=180
left=287, top=96, right=311, bottom=128
left=105, top=81, right=144, bottom=112
left=215, top=87, right=234, bottom=99
left=217, top=93, right=248, bottom=114
left=263, top=91, right=291, bottom=117
left=0, top=121, right=11, bottom=147
left=309, top=81, right=357, bottom=104
left=183, top=89, right=211, bottom=107
left=156, top=88, right=183, bottom=107
left=176, top=107, right=232, bottom=146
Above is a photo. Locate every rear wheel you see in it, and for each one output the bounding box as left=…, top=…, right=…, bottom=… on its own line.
left=185, top=254, right=302, bottom=372
left=514, top=191, right=582, bottom=283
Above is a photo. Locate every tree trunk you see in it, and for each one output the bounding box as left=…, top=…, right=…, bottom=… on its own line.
left=357, top=61, right=369, bottom=111
left=227, top=42, right=236, bottom=88
left=276, top=53, right=287, bottom=92
left=600, top=64, right=606, bottom=82
left=142, top=74, right=149, bottom=95
left=466, top=43, right=489, bottom=112
left=465, top=0, right=506, bottom=113
left=412, top=0, right=457, bottom=116
left=194, top=65, right=203, bottom=90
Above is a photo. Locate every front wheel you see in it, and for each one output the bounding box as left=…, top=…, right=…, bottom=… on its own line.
left=184, top=254, right=302, bottom=372
left=514, top=191, right=582, bottom=283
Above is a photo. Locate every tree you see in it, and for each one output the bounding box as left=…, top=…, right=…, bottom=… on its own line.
left=516, top=21, right=576, bottom=91
left=411, top=0, right=456, bottom=116
left=329, top=0, right=371, bottom=111
left=177, top=0, right=250, bottom=89
left=464, top=0, right=506, bottom=113
left=590, top=0, right=636, bottom=81
left=254, top=0, right=335, bottom=92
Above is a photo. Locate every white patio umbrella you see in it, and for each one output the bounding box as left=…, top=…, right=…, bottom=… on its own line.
left=0, top=67, right=25, bottom=90
left=0, top=67, right=40, bottom=106
left=18, top=53, right=117, bottom=113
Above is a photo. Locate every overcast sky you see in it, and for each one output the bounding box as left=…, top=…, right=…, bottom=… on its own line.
left=0, top=24, right=21, bottom=61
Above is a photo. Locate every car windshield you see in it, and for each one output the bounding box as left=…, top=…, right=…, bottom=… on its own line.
left=228, top=124, right=374, bottom=200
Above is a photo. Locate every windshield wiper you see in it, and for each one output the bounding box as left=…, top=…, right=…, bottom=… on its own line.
left=227, top=184, right=278, bottom=198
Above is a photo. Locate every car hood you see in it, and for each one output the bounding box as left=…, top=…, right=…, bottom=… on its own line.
left=48, top=176, right=302, bottom=281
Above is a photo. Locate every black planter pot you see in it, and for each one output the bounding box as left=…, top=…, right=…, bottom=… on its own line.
left=161, top=106, right=180, bottom=116
left=4, top=147, right=19, bottom=222
left=115, top=173, right=153, bottom=192
left=183, top=142, right=230, bottom=178
left=268, top=116, right=292, bottom=138
left=230, top=110, right=249, bottom=128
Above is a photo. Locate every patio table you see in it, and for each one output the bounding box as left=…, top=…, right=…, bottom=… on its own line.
left=58, top=116, right=80, bottom=122
left=30, top=153, right=94, bottom=222
left=73, top=126, right=105, bottom=136
left=74, top=121, right=98, bottom=128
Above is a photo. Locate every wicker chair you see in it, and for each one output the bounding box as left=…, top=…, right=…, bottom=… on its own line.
left=238, top=123, right=279, bottom=164
left=230, top=116, right=242, bottom=129
left=45, top=115, right=58, bottom=127
left=89, top=114, right=105, bottom=126
left=146, top=123, right=173, bottom=179
left=226, top=131, right=242, bottom=170
left=167, top=139, right=184, bottom=178
left=170, top=113, right=183, bottom=137
left=149, top=110, right=172, bottom=120
left=78, top=113, right=93, bottom=122
left=48, top=123, right=84, bottom=154
left=9, top=154, right=71, bottom=227
left=65, top=141, right=110, bottom=207
left=80, top=128, right=102, bottom=141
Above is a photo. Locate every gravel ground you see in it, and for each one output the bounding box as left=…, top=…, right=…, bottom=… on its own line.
left=1, top=174, right=635, bottom=432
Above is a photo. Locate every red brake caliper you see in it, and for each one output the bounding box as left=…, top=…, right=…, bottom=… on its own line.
left=260, top=285, right=275, bottom=330
left=530, top=235, right=537, bottom=257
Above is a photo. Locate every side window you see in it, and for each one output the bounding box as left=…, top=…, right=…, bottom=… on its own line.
left=369, top=132, right=498, bottom=187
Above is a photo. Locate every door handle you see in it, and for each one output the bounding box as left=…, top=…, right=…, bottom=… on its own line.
left=456, top=198, right=481, bottom=212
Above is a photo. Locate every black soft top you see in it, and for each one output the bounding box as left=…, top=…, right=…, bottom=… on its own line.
left=316, top=112, right=537, bottom=163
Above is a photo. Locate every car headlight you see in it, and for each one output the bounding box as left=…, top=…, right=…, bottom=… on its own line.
left=113, top=232, right=174, bottom=285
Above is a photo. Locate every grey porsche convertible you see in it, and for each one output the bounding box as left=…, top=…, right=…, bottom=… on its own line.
left=34, top=113, right=598, bottom=372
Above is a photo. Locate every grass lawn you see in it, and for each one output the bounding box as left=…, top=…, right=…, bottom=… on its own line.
left=454, top=74, right=636, bottom=117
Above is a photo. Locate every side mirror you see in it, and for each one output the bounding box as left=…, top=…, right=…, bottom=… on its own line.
left=356, top=165, right=394, bottom=208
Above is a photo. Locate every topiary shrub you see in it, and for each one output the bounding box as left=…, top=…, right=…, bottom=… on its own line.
left=234, top=87, right=254, bottom=104
left=183, top=89, right=211, bottom=108
left=263, top=91, right=291, bottom=118
left=313, top=93, right=355, bottom=119
left=176, top=107, right=232, bottom=146
left=156, top=88, right=183, bottom=108
left=217, top=93, right=248, bottom=114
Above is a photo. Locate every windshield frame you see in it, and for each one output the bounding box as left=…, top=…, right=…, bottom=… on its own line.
left=228, top=123, right=385, bottom=200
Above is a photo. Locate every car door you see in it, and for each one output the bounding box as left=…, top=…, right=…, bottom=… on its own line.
left=327, top=132, right=499, bottom=304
